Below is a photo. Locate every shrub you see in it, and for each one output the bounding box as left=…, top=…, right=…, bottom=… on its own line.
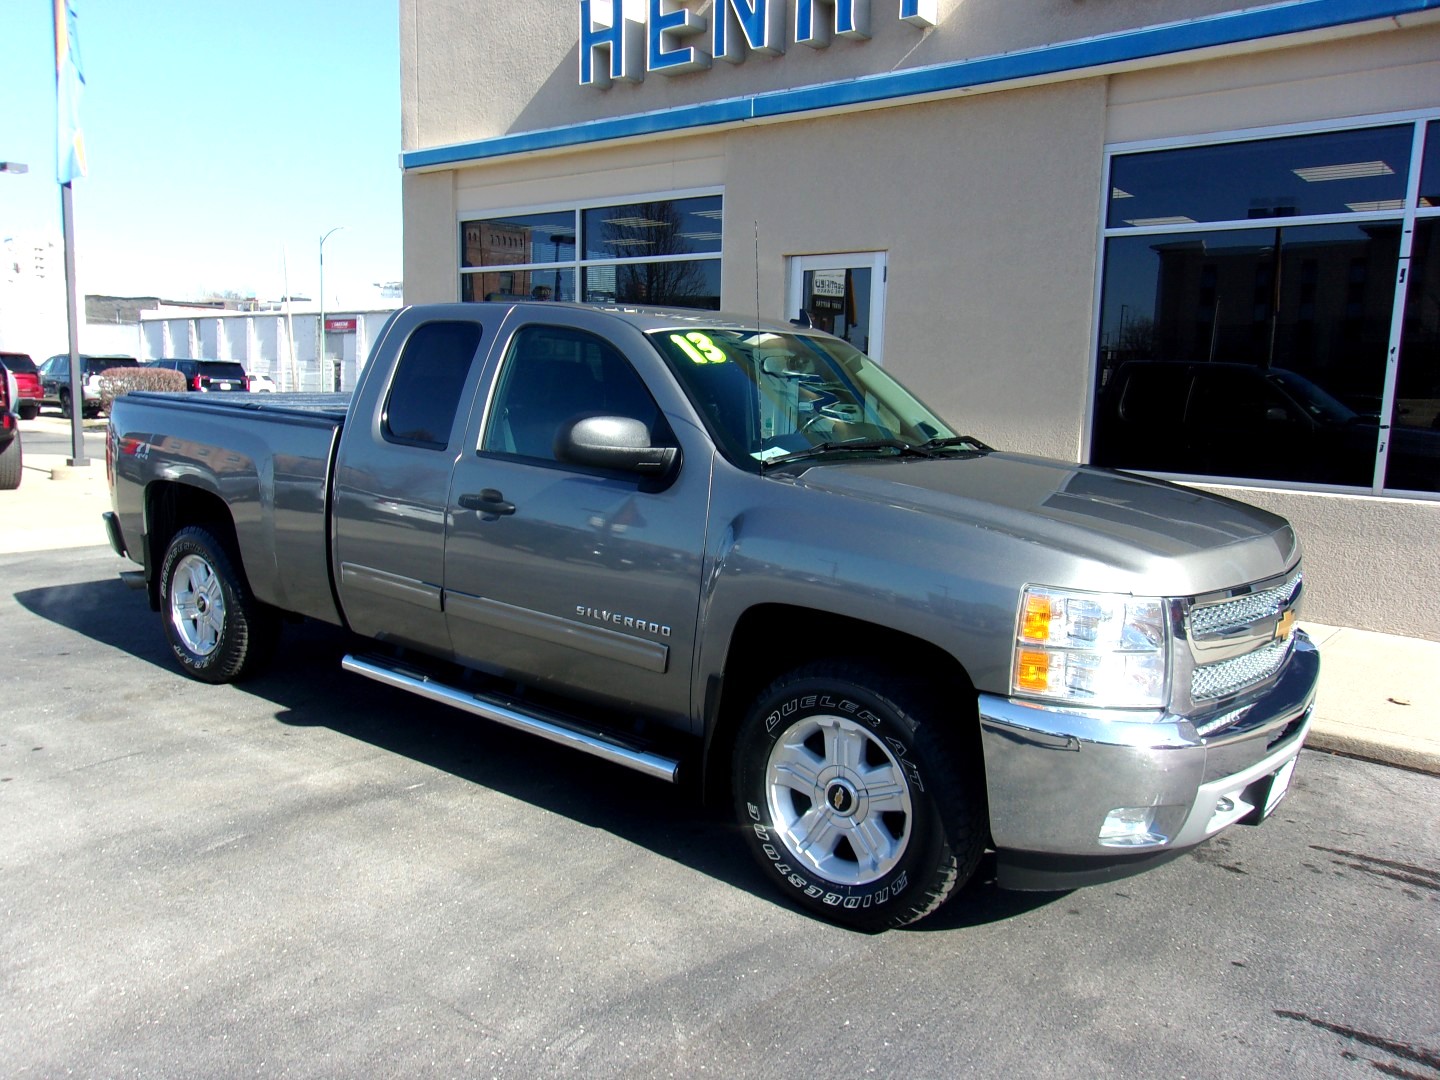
left=99, top=366, right=188, bottom=412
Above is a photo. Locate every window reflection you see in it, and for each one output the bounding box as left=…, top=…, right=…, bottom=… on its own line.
left=461, top=211, right=575, bottom=268
left=462, top=269, right=575, bottom=303
left=581, top=196, right=722, bottom=261
left=1420, top=121, right=1440, bottom=209
left=1389, top=220, right=1440, bottom=492
left=582, top=260, right=721, bottom=309
left=1108, top=126, right=1412, bottom=228
left=1093, top=222, right=1398, bottom=486
left=459, top=195, right=723, bottom=311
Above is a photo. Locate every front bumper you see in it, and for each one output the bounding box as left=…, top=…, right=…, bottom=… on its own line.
left=979, top=630, right=1318, bottom=890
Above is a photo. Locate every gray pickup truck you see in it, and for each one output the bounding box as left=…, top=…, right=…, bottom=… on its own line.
left=105, top=302, right=1318, bottom=929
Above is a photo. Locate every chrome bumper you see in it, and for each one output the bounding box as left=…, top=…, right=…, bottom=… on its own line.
left=980, top=631, right=1318, bottom=890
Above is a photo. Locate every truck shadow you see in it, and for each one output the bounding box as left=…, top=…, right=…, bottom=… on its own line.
left=15, top=574, right=1065, bottom=932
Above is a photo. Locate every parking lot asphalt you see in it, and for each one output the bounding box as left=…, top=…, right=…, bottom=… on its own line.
left=3, top=546, right=1437, bottom=1077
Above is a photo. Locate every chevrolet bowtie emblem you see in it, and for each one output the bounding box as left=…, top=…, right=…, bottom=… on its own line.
left=1275, top=609, right=1296, bottom=642
left=831, top=788, right=846, bottom=810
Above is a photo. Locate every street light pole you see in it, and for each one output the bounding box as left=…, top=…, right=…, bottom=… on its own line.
left=318, top=226, right=345, bottom=391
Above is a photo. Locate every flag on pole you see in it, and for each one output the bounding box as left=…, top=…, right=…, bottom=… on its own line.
left=55, top=0, right=87, bottom=184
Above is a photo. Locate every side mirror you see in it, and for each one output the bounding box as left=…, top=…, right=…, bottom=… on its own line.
left=557, top=415, right=679, bottom=479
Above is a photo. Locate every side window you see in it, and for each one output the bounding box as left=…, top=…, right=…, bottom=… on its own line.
left=382, top=320, right=483, bottom=450
left=483, top=325, right=670, bottom=463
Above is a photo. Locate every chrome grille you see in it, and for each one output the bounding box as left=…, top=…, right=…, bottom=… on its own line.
left=1192, top=637, right=1292, bottom=701
left=1189, top=572, right=1302, bottom=637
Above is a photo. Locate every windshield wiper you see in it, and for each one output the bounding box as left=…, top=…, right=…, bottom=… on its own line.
left=761, top=438, right=940, bottom=469
left=919, top=435, right=992, bottom=453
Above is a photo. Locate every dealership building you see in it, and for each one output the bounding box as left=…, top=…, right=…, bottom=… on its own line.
left=399, top=0, right=1440, bottom=638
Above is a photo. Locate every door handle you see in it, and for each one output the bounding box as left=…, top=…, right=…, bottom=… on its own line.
left=458, top=489, right=516, bottom=516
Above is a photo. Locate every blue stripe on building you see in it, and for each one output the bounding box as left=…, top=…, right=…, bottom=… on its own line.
left=402, top=0, right=1440, bottom=169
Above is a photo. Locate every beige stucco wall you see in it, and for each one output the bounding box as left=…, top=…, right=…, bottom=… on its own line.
left=401, top=0, right=1266, bottom=151
left=1108, top=19, right=1440, bottom=142
left=402, top=169, right=459, bottom=303
left=1200, top=487, right=1440, bottom=641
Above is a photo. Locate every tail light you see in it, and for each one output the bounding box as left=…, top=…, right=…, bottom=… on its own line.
left=191, top=373, right=205, bottom=391
left=243, top=374, right=252, bottom=390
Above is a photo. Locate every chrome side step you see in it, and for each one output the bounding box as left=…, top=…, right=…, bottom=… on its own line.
left=341, top=653, right=682, bottom=783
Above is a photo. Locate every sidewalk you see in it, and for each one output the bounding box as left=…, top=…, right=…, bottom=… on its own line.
left=3, top=450, right=1437, bottom=775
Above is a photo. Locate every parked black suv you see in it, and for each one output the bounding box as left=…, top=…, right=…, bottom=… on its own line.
left=1093, top=360, right=1440, bottom=490
left=146, top=358, right=251, bottom=392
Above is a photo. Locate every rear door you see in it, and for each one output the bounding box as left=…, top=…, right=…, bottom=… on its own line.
left=332, top=310, right=492, bottom=659
left=441, top=308, right=710, bottom=726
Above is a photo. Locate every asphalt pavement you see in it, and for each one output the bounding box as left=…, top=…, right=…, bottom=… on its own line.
left=4, top=413, right=1436, bottom=775
left=2, top=545, right=1437, bottom=1077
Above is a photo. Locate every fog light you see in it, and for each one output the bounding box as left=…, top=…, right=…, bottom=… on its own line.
left=1099, top=807, right=1169, bottom=848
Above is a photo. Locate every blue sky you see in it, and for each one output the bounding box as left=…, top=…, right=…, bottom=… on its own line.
left=0, top=1, right=401, bottom=304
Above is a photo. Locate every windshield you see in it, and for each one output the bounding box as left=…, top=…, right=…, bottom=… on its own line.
left=1266, top=370, right=1361, bottom=425
left=1, top=353, right=37, bottom=374
left=84, top=357, right=140, bottom=374
left=649, top=328, right=967, bottom=468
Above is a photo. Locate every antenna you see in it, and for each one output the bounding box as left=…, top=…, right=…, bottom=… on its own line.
left=754, top=219, right=762, bottom=338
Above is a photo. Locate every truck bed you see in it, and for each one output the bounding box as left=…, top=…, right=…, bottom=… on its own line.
left=108, top=390, right=353, bottom=626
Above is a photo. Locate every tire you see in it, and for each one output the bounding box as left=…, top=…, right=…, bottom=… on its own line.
left=732, top=661, right=985, bottom=931
left=19, top=404, right=37, bottom=421
left=158, top=525, right=277, bottom=683
left=58, top=389, right=72, bottom=420
left=0, top=434, right=21, bottom=490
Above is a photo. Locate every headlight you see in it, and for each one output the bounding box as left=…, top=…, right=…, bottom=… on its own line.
left=1012, top=586, right=1169, bottom=708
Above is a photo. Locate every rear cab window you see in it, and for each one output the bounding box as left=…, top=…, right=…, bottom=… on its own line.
left=382, top=321, right=484, bottom=450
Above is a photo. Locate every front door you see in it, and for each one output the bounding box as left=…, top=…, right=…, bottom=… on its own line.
left=787, top=251, right=888, bottom=363
left=441, top=309, right=709, bottom=725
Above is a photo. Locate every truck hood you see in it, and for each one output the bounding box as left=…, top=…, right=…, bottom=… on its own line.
left=790, top=451, right=1299, bottom=595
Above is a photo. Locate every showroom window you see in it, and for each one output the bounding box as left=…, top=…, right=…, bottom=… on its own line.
left=1093, top=117, right=1440, bottom=496
left=460, top=192, right=722, bottom=309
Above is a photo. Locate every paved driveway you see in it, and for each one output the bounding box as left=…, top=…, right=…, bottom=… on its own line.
left=3, top=548, right=1438, bottom=1077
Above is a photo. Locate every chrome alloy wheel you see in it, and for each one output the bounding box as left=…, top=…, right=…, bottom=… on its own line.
left=765, top=714, right=915, bottom=886
left=169, top=553, right=227, bottom=657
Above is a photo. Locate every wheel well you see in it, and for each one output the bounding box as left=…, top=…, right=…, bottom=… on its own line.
left=143, top=482, right=242, bottom=609
left=702, top=604, right=982, bottom=805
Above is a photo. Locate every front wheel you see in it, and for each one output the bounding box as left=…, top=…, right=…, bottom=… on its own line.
left=58, top=389, right=72, bottom=420
left=158, top=526, right=277, bottom=683
left=732, top=662, right=985, bottom=931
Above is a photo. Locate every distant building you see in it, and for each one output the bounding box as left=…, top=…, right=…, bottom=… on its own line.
left=0, top=232, right=65, bottom=357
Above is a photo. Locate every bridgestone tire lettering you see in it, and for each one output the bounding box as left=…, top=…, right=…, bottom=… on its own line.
left=158, top=525, right=279, bottom=684
left=732, top=661, right=984, bottom=931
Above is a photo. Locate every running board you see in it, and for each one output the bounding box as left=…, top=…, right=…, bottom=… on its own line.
left=341, top=653, right=682, bottom=784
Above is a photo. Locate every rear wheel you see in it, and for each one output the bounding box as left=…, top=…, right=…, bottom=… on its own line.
left=18, top=404, right=37, bottom=421
left=158, top=526, right=277, bottom=683
left=732, top=661, right=985, bottom=931
left=58, top=389, right=72, bottom=419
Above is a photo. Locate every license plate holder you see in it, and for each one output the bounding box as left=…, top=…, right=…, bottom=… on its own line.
left=1262, top=757, right=1297, bottom=819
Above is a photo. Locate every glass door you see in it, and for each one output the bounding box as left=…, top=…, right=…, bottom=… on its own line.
left=787, top=252, right=887, bottom=363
